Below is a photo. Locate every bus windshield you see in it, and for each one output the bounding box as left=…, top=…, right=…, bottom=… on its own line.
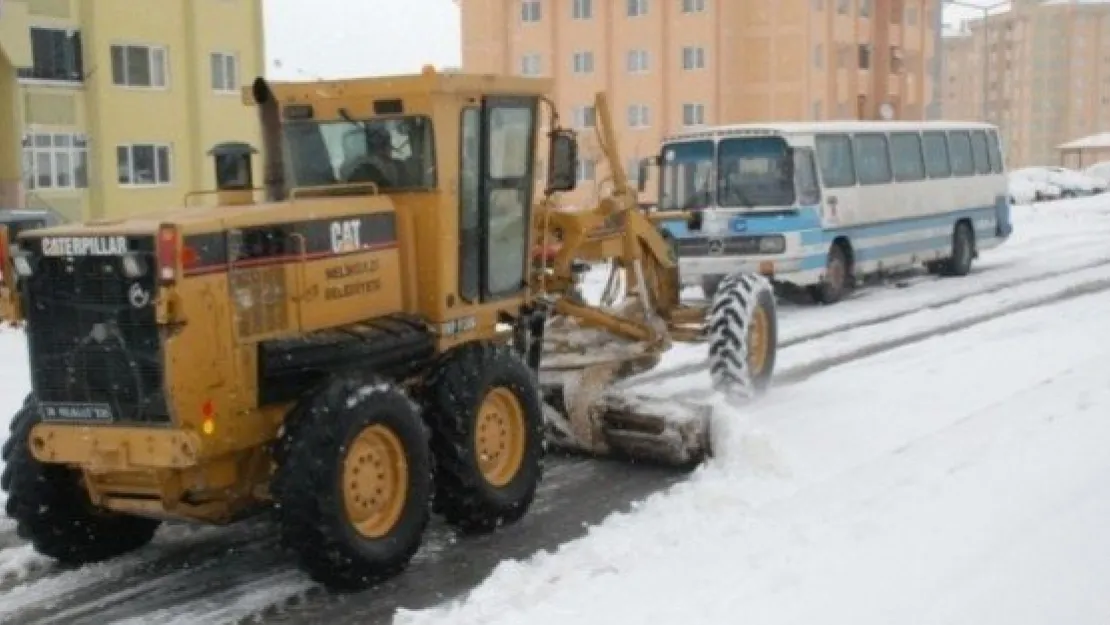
left=660, top=140, right=713, bottom=211
left=717, top=136, right=794, bottom=208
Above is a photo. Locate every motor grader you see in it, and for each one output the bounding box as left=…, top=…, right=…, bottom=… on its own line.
left=0, top=66, right=777, bottom=591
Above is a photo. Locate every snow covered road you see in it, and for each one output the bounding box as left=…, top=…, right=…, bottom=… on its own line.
left=398, top=263, right=1110, bottom=625
left=1, top=196, right=1109, bottom=624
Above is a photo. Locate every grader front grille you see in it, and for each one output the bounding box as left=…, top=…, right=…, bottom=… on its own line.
left=19, top=235, right=171, bottom=425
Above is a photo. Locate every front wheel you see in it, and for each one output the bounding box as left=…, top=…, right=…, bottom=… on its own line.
left=708, top=273, right=778, bottom=401
left=271, top=375, right=433, bottom=591
left=808, top=243, right=851, bottom=304
left=2, top=398, right=161, bottom=564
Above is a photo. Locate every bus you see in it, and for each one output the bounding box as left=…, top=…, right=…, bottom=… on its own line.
left=638, top=121, right=1013, bottom=303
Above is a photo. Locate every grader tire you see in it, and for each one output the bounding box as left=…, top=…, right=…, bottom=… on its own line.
left=708, top=273, right=778, bottom=401
left=1, top=397, right=161, bottom=564
left=271, top=374, right=433, bottom=591
left=421, top=342, right=544, bottom=535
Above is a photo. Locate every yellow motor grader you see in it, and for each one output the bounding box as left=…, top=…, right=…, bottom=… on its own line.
left=0, top=67, right=777, bottom=591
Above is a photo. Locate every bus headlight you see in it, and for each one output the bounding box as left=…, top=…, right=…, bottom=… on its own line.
left=758, top=236, right=786, bottom=254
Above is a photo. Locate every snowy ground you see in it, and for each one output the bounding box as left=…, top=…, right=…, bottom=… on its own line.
left=397, top=196, right=1110, bottom=625
left=2, top=196, right=1110, bottom=624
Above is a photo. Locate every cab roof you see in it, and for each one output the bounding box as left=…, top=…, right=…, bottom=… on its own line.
left=242, top=65, right=554, bottom=106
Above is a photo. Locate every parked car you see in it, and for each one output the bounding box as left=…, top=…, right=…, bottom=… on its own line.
left=1010, top=166, right=1105, bottom=198
left=0, top=208, right=65, bottom=239
left=1082, top=161, right=1110, bottom=187
left=1007, top=171, right=1062, bottom=203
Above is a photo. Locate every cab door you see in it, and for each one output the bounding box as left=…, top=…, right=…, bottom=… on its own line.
left=458, top=96, right=538, bottom=303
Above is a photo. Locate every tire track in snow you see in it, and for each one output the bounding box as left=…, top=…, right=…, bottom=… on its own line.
left=624, top=255, right=1110, bottom=390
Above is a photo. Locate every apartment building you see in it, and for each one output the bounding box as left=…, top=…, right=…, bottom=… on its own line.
left=943, top=0, right=1110, bottom=168
left=458, top=0, right=939, bottom=203
left=0, top=0, right=264, bottom=221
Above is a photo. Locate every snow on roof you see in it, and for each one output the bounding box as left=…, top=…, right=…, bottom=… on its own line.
left=1057, top=132, right=1110, bottom=150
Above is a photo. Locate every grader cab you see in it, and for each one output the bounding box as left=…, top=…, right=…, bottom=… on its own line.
left=0, top=66, right=777, bottom=591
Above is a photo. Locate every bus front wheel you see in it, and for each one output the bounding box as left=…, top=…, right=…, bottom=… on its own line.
left=809, top=243, right=851, bottom=305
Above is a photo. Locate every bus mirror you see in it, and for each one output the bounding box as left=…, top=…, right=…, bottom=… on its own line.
left=546, top=129, right=578, bottom=194
left=636, top=155, right=659, bottom=194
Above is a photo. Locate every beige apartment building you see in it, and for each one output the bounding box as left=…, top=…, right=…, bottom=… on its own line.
left=944, top=0, right=1110, bottom=168
left=0, top=0, right=264, bottom=221
left=458, top=0, right=940, bottom=204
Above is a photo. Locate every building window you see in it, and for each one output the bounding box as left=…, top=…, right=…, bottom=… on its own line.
left=859, top=0, right=871, bottom=17
left=117, top=144, right=172, bottom=186
left=22, top=132, right=89, bottom=190
left=573, top=105, right=597, bottom=128
left=627, top=0, right=648, bottom=17
left=813, top=100, right=823, bottom=119
left=521, top=0, right=541, bottom=22
left=682, top=46, right=706, bottom=70
left=814, top=43, right=824, bottom=68
left=573, top=51, right=594, bottom=74
left=573, top=0, right=593, bottom=19
left=577, top=158, right=596, bottom=182
left=837, top=0, right=849, bottom=14
left=111, top=44, right=168, bottom=88
left=627, top=104, right=650, bottom=128
left=521, top=53, right=541, bottom=76
left=890, top=46, right=904, bottom=73
left=627, top=49, right=650, bottom=73
left=906, top=6, right=917, bottom=25
left=682, top=103, right=705, bottom=126
left=682, top=0, right=706, bottom=12
left=813, top=0, right=823, bottom=10
left=19, top=27, right=84, bottom=82
left=210, top=52, right=239, bottom=92
left=858, top=44, right=871, bottom=70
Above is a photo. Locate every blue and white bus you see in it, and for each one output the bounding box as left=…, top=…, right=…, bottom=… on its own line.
left=639, top=121, right=1013, bottom=303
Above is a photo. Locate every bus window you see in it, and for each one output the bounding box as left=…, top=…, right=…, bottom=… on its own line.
left=890, top=132, right=926, bottom=182
left=794, top=148, right=821, bottom=206
left=970, top=130, right=991, bottom=175
left=717, top=136, right=794, bottom=208
left=660, top=140, right=713, bottom=211
left=853, top=133, right=893, bottom=185
left=948, top=131, right=975, bottom=177
left=815, top=134, right=856, bottom=188
left=986, top=130, right=1004, bottom=173
left=922, top=132, right=951, bottom=178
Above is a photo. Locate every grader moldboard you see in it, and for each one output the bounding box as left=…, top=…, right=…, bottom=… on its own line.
left=0, top=67, right=778, bottom=591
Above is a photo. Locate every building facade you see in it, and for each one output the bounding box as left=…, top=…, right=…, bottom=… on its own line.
left=944, top=0, right=1110, bottom=168
left=0, top=0, right=265, bottom=221
left=458, top=0, right=939, bottom=204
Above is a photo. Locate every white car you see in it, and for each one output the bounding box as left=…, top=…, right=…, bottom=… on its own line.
left=1011, top=166, right=1104, bottom=198
left=1083, top=161, right=1110, bottom=187
left=1008, top=171, right=1062, bottom=203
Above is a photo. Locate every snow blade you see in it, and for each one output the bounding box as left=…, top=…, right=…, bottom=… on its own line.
left=540, top=361, right=713, bottom=468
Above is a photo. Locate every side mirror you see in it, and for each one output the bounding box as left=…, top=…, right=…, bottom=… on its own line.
left=545, top=129, right=578, bottom=195
left=636, top=155, right=659, bottom=193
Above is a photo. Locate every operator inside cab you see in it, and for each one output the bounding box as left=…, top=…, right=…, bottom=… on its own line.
left=280, top=109, right=435, bottom=192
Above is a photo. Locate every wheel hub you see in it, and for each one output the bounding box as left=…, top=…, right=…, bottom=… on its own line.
left=342, top=424, right=409, bottom=539
left=475, top=387, right=526, bottom=488
left=747, top=305, right=770, bottom=375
